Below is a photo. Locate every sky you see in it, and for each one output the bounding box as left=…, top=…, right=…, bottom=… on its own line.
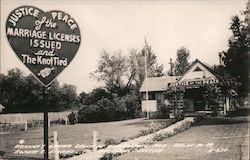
left=0, top=0, right=248, bottom=94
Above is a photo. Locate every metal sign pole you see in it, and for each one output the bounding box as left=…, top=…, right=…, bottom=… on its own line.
left=144, top=39, right=149, bottom=120
left=43, top=86, right=49, bottom=160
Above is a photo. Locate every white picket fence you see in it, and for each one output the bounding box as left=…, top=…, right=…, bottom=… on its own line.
left=0, top=111, right=71, bottom=123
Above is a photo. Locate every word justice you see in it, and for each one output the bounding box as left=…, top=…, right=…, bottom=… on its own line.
left=8, top=7, right=40, bottom=27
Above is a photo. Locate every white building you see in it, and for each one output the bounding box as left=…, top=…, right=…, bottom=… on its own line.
left=140, top=59, right=236, bottom=117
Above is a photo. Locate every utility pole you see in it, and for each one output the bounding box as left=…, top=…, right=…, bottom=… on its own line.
left=169, top=58, right=174, bottom=76
left=144, top=38, right=149, bottom=120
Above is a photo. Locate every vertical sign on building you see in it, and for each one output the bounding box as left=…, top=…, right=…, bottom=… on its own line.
left=6, top=6, right=81, bottom=159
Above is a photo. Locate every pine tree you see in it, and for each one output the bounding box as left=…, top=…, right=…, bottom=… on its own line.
left=174, top=46, right=190, bottom=76
left=222, top=3, right=249, bottom=98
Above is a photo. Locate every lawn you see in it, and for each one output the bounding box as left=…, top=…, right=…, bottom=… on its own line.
left=0, top=118, right=172, bottom=160
left=118, top=107, right=250, bottom=160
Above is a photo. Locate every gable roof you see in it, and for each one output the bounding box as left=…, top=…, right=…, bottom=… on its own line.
left=140, top=76, right=181, bottom=92
left=177, top=59, right=218, bottom=82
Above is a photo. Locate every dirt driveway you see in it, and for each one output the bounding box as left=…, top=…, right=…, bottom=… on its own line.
left=118, top=107, right=250, bottom=160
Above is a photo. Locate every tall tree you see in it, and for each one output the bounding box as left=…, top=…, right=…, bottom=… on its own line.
left=174, top=46, right=190, bottom=76
left=92, top=50, right=128, bottom=96
left=132, top=40, right=164, bottom=89
left=142, top=40, right=164, bottom=78
left=92, top=41, right=164, bottom=95
left=55, top=84, right=79, bottom=111
left=221, top=4, right=249, bottom=98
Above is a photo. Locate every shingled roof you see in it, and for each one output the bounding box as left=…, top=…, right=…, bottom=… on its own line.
left=140, top=76, right=181, bottom=92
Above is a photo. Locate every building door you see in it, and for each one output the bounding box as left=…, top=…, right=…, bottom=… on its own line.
left=184, top=87, right=205, bottom=111
left=184, top=98, right=194, bottom=112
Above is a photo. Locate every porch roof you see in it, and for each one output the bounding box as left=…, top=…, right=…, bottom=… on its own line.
left=140, top=76, right=181, bottom=92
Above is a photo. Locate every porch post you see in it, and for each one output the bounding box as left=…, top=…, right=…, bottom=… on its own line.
left=226, top=97, right=230, bottom=112
left=223, top=96, right=227, bottom=115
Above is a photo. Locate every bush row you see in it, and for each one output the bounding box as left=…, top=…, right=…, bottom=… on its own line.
left=77, top=94, right=140, bottom=122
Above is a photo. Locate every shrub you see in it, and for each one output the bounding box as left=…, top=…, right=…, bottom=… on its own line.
left=78, top=98, right=116, bottom=122
left=100, top=153, right=120, bottom=160
left=193, top=115, right=204, bottom=123
left=173, top=121, right=192, bottom=133
left=77, top=94, right=140, bottom=122
left=27, top=120, right=43, bottom=128
left=83, top=88, right=111, bottom=106
left=152, top=132, right=173, bottom=141
left=135, top=120, right=177, bottom=138
left=152, top=120, right=194, bottom=142
left=104, top=138, right=120, bottom=146
left=158, top=104, right=170, bottom=117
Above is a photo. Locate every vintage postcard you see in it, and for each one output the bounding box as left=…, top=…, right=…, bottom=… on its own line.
left=0, top=0, right=249, bottom=159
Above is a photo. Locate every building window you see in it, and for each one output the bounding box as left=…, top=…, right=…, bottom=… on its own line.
left=142, top=92, right=156, bottom=100
left=149, top=92, right=156, bottom=100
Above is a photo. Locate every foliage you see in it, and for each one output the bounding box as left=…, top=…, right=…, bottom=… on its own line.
left=100, top=153, right=120, bottom=160
left=174, top=46, right=190, bottom=76
left=141, top=41, right=164, bottom=80
left=158, top=104, right=170, bottom=117
left=91, top=50, right=128, bottom=96
left=77, top=93, right=140, bottom=122
left=152, top=132, right=174, bottom=141
left=152, top=120, right=194, bottom=142
left=82, top=88, right=111, bottom=105
left=221, top=5, right=249, bottom=98
left=0, top=68, right=79, bottom=113
left=83, top=42, right=163, bottom=121
left=91, top=42, right=163, bottom=95
left=79, top=91, right=87, bottom=104
left=213, top=65, right=239, bottom=92
left=68, top=112, right=77, bottom=125
left=136, top=120, right=176, bottom=138
left=104, top=138, right=120, bottom=146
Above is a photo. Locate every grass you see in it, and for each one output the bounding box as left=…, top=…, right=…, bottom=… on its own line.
left=0, top=118, right=172, bottom=159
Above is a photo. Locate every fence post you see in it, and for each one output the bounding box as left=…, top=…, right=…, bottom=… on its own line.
left=48, top=119, right=51, bottom=127
left=64, top=117, right=68, bottom=125
left=93, top=130, right=97, bottom=160
left=53, top=131, right=59, bottom=160
left=24, top=121, right=28, bottom=131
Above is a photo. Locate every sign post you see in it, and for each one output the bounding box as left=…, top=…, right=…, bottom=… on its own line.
left=43, top=86, right=49, bottom=160
left=6, top=6, right=81, bottom=160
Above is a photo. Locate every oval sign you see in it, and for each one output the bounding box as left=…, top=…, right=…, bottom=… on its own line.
left=6, top=6, right=81, bottom=86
